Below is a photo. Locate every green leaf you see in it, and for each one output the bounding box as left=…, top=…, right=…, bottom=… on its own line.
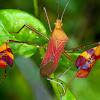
left=48, top=78, right=76, bottom=100
left=0, top=9, right=48, bottom=58
left=58, top=52, right=80, bottom=71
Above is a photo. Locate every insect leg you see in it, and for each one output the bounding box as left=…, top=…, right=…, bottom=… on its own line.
left=7, top=40, right=47, bottom=49
left=63, top=74, right=77, bottom=96
left=9, top=24, right=49, bottom=40
left=62, top=51, right=75, bottom=63
left=0, top=69, right=6, bottom=82
left=64, top=41, right=100, bottom=52
left=57, top=51, right=75, bottom=78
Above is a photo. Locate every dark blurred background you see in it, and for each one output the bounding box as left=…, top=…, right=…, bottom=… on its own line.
left=0, top=0, right=100, bottom=100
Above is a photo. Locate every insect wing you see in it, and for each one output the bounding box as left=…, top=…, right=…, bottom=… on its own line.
left=40, top=37, right=67, bottom=78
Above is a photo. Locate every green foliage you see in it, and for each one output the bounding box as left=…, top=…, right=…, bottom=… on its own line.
left=0, top=9, right=78, bottom=100
left=0, top=0, right=100, bottom=100
left=48, top=77, right=76, bottom=100
left=0, top=9, right=47, bottom=58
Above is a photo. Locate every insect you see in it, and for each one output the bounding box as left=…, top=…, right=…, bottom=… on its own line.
left=39, top=0, right=76, bottom=78
left=0, top=0, right=100, bottom=99
left=1, top=0, right=75, bottom=79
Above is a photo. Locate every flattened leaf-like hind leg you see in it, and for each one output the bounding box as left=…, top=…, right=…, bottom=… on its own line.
left=62, top=41, right=100, bottom=96
left=58, top=41, right=100, bottom=78
left=0, top=43, right=7, bottom=82
left=0, top=42, right=14, bottom=81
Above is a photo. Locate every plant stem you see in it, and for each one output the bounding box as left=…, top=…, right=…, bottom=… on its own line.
left=39, top=47, right=45, bottom=59
left=33, top=0, right=38, bottom=17
left=49, top=74, right=61, bottom=100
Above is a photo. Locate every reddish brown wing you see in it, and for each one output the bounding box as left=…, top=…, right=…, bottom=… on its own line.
left=40, top=37, right=67, bottom=78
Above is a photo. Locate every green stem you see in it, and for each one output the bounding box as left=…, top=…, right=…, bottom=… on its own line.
left=39, top=47, right=45, bottom=59
left=49, top=74, right=61, bottom=100
left=33, top=0, right=38, bottom=17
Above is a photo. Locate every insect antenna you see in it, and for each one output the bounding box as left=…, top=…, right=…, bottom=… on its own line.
left=61, top=0, right=71, bottom=21
left=56, top=0, right=59, bottom=19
